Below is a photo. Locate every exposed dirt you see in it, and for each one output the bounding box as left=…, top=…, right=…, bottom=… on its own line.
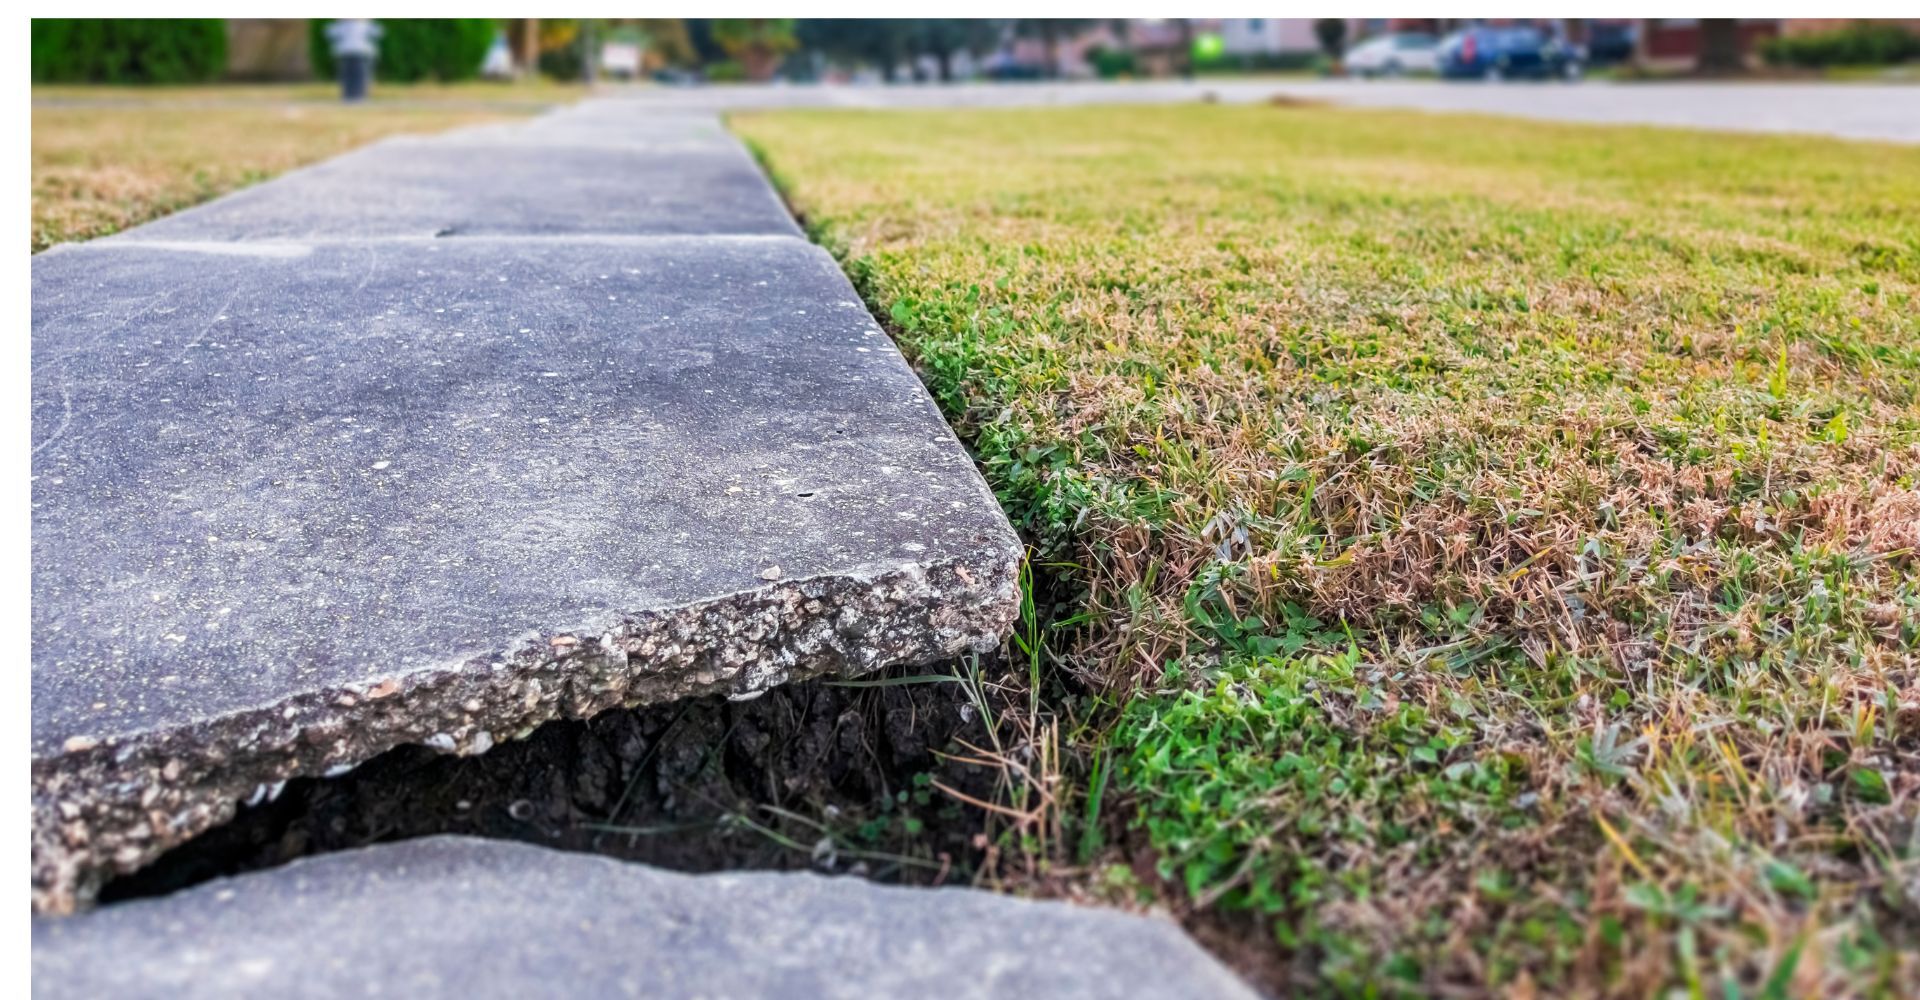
left=103, top=660, right=1013, bottom=903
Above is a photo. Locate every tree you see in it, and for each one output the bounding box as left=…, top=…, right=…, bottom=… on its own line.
left=636, top=19, right=696, bottom=68
left=1695, top=19, right=1745, bottom=75
left=711, top=18, right=798, bottom=81
left=1313, top=18, right=1348, bottom=60
left=798, top=19, right=915, bottom=81
left=915, top=19, right=998, bottom=81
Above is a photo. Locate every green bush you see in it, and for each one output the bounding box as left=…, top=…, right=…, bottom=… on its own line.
left=309, top=19, right=496, bottom=83
left=537, top=43, right=583, bottom=82
left=1085, top=46, right=1135, bottom=79
left=1761, top=23, right=1920, bottom=67
left=1193, top=50, right=1321, bottom=75
left=704, top=59, right=746, bottom=82
left=32, top=19, right=227, bottom=84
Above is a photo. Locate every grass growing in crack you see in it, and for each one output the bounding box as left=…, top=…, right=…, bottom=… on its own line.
left=736, top=104, right=1920, bottom=997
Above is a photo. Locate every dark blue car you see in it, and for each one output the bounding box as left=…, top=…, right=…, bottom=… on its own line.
left=1439, top=26, right=1582, bottom=81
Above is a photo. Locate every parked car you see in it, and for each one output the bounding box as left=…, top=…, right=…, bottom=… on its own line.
left=1439, top=26, right=1582, bottom=81
left=1345, top=32, right=1440, bottom=77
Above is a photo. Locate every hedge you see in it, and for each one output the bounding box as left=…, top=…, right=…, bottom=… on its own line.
left=309, top=19, right=495, bottom=83
left=1762, top=23, right=1920, bottom=68
left=32, top=19, right=228, bottom=84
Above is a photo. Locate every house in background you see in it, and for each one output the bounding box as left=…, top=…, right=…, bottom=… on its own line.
left=1219, top=18, right=1319, bottom=58
left=1632, top=18, right=1781, bottom=71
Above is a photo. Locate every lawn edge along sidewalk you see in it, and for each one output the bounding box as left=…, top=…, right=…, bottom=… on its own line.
left=30, top=105, right=1023, bottom=913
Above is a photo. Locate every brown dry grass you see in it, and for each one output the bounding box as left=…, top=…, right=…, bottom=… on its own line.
left=31, top=93, right=533, bottom=250
left=737, top=105, right=1920, bottom=997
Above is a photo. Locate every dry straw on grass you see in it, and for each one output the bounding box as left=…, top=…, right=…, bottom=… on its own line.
left=31, top=94, right=527, bottom=251
left=740, top=104, right=1919, bottom=996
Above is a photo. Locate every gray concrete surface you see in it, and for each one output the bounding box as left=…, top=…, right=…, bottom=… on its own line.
left=32, top=836, right=1258, bottom=999
left=121, top=128, right=798, bottom=242
left=603, top=79, right=1920, bottom=144
left=32, top=105, right=1021, bottom=912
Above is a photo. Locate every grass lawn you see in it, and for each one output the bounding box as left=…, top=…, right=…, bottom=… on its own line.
left=735, top=105, right=1920, bottom=996
left=30, top=82, right=577, bottom=251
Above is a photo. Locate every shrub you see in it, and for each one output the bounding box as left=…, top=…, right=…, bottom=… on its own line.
left=1085, top=45, right=1135, bottom=79
left=309, top=19, right=496, bottom=83
left=1761, top=23, right=1920, bottom=67
left=703, top=59, right=746, bottom=83
left=537, top=43, right=584, bottom=82
left=1193, top=50, right=1321, bottom=75
left=32, top=19, right=227, bottom=84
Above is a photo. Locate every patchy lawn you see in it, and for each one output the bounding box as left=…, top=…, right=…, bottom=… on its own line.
left=735, top=105, right=1920, bottom=997
left=30, top=83, right=570, bottom=251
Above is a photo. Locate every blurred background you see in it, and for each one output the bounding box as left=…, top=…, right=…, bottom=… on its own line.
left=30, top=17, right=1920, bottom=88
left=29, top=18, right=1920, bottom=252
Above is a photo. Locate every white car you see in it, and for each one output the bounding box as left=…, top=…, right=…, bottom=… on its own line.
left=1345, top=33, right=1440, bottom=78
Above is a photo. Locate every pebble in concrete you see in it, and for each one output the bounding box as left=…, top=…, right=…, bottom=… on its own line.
left=32, top=836, right=1259, bottom=999
left=31, top=231, right=1020, bottom=910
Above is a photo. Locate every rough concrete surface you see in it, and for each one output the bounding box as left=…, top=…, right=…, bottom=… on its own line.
left=31, top=234, right=1021, bottom=910
left=116, top=130, right=799, bottom=242
left=33, top=836, right=1259, bottom=999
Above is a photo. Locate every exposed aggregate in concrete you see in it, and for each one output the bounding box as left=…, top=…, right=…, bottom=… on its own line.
left=34, top=551, right=1017, bottom=912
left=31, top=110, right=1024, bottom=912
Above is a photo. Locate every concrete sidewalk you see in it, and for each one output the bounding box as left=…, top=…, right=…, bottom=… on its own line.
left=33, top=836, right=1259, bottom=1000
left=32, top=105, right=1022, bottom=912
left=30, top=100, right=1261, bottom=994
left=597, top=78, right=1920, bottom=144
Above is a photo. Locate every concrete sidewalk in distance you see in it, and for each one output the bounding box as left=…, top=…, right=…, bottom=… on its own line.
left=597, top=78, right=1920, bottom=145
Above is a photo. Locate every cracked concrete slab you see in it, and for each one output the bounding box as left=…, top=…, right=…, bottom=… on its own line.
left=112, top=127, right=799, bottom=242
left=31, top=235, right=1021, bottom=911
left=32, top=836, right=1258, bottom=999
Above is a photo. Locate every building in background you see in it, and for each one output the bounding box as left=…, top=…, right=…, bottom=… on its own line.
left=1218, top=19, right=1320, bottom=58
left=223, top=18, right=311, bottom=80
left=1632, top=19, right=1781, bottom=70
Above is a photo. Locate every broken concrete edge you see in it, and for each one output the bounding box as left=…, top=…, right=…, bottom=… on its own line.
left=31, top=541, right=1023, bottom=915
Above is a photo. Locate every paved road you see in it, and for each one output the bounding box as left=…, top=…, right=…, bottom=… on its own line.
left=600, top=79, right=1920, bottom=144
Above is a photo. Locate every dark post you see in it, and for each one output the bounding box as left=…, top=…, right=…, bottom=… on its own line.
left=326, top=19, right=382, bottom=102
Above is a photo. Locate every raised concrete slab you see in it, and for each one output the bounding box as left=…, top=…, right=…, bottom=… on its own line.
left=116, top=131, right=799, bottom=242
left=33, top=836, right=1258, bottom=999
left=31, top=235, right=1021, bottom=910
